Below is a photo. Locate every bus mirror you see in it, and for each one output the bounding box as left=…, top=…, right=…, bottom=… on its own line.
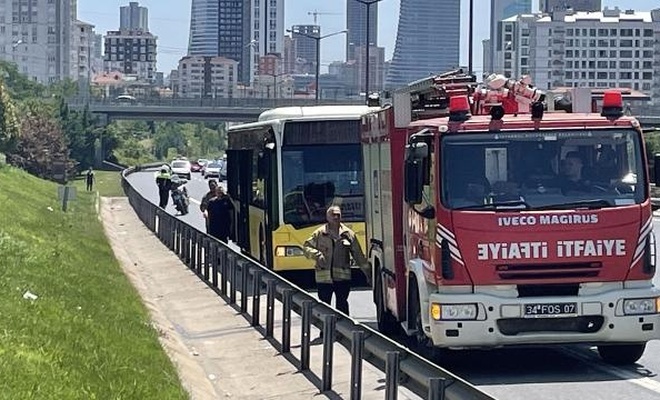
left=654, top=153, right=660, bottom=186
left=404, top=158, right=424, bottom=204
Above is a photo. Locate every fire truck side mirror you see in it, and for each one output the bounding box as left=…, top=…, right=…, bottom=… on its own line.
left=654, top=153, right=660, bottom=186
left=404, top=158, right=423, bottom=204
left=404, top=142, right=428, bottom=204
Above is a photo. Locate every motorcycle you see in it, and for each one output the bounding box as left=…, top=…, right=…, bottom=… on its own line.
left=170, top=177, right=190, bottom=215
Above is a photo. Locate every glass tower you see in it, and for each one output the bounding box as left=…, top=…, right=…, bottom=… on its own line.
left=385, top=0, right=461, bottom=90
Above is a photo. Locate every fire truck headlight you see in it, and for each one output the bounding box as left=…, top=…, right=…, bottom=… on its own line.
left=275, top=246, right=305, bottom=257
left=623, top=298, right=658, bottom=315
left=434, top=303, right=478, bottom=321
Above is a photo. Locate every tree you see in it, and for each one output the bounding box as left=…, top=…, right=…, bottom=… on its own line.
left=0, top=78, right=20, bottom=153
left=8, top=101, right=73, bottom=179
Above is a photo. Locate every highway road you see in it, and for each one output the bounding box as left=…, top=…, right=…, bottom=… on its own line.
left=127, top=170, right=660, bottom=400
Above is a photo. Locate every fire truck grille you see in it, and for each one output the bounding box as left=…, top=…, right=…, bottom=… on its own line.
left=497, top=316, right=605, bottom=336
left=496, top=262, right=601, bottom=280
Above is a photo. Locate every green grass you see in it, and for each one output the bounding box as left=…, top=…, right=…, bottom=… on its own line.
left=0, top=165, right=188, bottom=400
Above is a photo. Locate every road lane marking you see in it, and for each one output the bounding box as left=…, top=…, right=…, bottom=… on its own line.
left=562, top=346, right=660, bottom=395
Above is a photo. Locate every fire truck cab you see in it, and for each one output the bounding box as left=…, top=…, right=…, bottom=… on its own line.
left=362, top=70, right=660, bottom=365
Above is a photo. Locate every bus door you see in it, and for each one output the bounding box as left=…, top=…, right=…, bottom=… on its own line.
left=257, top=146, right=275, bottom=267
left=226, top=149, right=252, bottom=252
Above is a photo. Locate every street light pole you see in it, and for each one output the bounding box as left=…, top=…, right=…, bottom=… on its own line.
left=353, top=0, right=384, bottom=103
left=287, top=29, right=346, bottom=104
left=315, top=36, right=320, bottom=103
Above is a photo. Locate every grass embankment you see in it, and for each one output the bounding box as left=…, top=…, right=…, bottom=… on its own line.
left=0, top=165, right=188, bottom=399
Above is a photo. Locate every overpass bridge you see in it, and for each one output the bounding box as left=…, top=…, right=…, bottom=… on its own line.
left=67, top=97, right=365, bottom=123
left=67, top=97, right=660, bottom=127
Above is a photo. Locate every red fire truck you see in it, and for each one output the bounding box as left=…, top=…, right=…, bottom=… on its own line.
left=363, top=70, right=660, bottom=364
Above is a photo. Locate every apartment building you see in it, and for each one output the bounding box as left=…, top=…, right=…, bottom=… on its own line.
left=494, top=8, right=660, bottom=101
left=103, top=30, right=157, bottom=82
left=0, top=0, right=76, bottom=83
left=172, top=55, right=237, bottom=98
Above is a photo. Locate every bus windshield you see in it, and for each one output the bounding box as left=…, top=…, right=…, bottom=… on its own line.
left=282, top=144, right=364, bottom=227
left=441, top=129, right=647, bottom=210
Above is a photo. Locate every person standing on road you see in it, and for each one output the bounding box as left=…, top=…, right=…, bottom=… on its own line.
left=207, top=185, right=234, bottom=243
left=155, top=166, right=172, bottom=209
left=200, top=179, right=218, bottom=233
left=85, top=167, right=95, bottom=191
left=303, top=205, right=370, bottom=316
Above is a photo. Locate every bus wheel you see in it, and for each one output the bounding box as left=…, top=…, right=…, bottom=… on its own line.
left=597, top=343, right=646, bottom=365
left=375, top=271, right=397, bottom=335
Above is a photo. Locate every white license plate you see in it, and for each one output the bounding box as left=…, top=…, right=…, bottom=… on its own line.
left=524, top=302, right=578, bottom=318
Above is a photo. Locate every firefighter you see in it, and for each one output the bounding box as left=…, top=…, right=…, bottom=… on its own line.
left=155, top=165, right=172, bottom=208
left=303, top=205, right=369, bottom=316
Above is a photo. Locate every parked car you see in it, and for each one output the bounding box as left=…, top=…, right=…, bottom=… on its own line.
left=203, top=161, right=222, bottom=180
left=171, top=159, right=192, bottom=180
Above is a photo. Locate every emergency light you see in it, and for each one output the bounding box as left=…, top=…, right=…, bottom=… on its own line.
left=601, top=90, right=624, bottom=119
left=448, top=95, right=471, bottom=122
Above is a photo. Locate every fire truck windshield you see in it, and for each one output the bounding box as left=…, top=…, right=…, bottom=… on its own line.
left=441, top=129, right=646, bottom=210
left=281, top=144, right=364, bottom=227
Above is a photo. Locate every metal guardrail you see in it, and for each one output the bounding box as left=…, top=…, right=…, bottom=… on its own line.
left=121, top=165, right=497, bottom=400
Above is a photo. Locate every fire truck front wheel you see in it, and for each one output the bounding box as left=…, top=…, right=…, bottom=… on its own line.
left=409, top=279, right=444, bottom=359
left=597, top=343, right=646, bottom=365
left=375, top=271, right=397, bottom=334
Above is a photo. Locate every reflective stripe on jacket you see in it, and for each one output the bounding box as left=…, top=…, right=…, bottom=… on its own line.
left=303, top=223, right=368, bottom=283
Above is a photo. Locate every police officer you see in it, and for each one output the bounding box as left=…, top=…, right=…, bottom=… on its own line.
left=303, top=205, right=369, bottom=316
left=155, top=165, right=172, bottom=208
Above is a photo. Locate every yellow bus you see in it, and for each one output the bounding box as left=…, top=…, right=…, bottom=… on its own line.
left=226, top=105, right=377, bottom=278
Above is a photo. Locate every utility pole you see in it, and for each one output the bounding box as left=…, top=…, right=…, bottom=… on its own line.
left=468, top=0, right=474, bottom=76
left=353, top=0, right=384, bottom=103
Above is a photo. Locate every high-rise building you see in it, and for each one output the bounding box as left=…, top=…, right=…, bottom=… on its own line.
left=385, top=0, right=461, bottom=90
left=346, top=0, right=378, bottom=62
left=539, top=0, right=601, bottom=12
left=487, top=0, right=532, bottom=75
left=187, top=0, right=284, bottom=85
left=120, top=2, right=149, bottom=32
left=0, top=0, right=76, bottom=83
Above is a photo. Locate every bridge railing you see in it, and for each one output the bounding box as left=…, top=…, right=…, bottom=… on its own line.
left=121, top=164, right=497, bottom=400
left=68, top=96, right=365, bottom=109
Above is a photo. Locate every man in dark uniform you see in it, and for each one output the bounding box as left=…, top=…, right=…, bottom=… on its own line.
left=207, top=186, right=234, bottom=243
left=155, top=166, right=172, bottom=208
left=200, top=179, right=218, bottom=233
left=85, top=167, right=95, bottom=191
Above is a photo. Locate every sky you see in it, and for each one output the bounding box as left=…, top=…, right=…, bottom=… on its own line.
left=78, top=0, right=654, bottom=77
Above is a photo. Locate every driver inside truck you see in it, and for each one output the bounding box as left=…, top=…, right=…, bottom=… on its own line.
left=557, top=151, right=591, bottom=193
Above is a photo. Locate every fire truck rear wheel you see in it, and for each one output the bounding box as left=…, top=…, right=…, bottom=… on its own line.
left=597, top=343, right=646, bottom=365
left=375, top=271, right=397, bottom=334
